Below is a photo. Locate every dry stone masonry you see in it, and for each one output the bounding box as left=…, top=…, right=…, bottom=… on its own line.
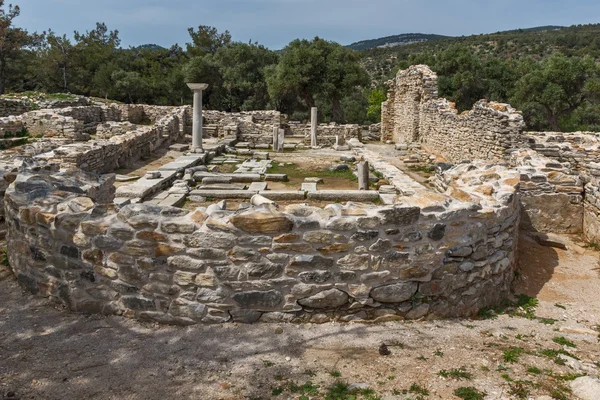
left=3, top=67, right=600, bottom=325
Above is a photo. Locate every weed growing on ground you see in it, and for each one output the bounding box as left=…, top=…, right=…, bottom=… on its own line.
left=552, top=336, right=576, bottom=348
left=433, top=349, right=444, bottom=357
left=438, top=366, right=473, bottom=380
left=454, top=386, right=486, bottom=400
left=503, top=347, right=525, bottom=363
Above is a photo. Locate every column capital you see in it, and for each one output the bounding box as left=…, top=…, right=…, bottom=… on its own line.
left=187, top=83, right=209, bottom=91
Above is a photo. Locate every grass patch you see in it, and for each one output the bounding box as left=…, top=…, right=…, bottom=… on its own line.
left=539, top=348, right=579, bottom=365
left=454, top=387, right=486, bottom=400
left=262, top=359, right=275, bottom=367
left=552, top=336, right=576, bottom=348
left=527, top=366, right=542, bottom=374
left=503, top=347, right=525, bottom=363
left=268, top=162, right=357, bottom=184
left=408, top=165, right=435, bottom=175
left=477, top=294, right=544, bottom=321
left=408, top=383, right=430, bottom=397
left=438, top=366, right=473, bottom=380
left=329, top=370, right=342, bottom=377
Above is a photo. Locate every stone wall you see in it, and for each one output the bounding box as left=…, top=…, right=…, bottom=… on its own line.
left=381, top=65, right=525, bottom=163
left=0, top=116, right=25, bottom=138
left=203, top=110, right=280, bottom=145
left=36, top=108, right=186, bottom=173
left=22, top=110, right=88, bottom=141
left=5, top=158, right=520, bottom=324
left=510, top=149, right=584, bottom=234
left=0, top=98, right=34, bottom=117
left=526, top=131, right=600, bottom=241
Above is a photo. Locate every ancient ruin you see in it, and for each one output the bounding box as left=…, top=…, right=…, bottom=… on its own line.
left=1, top=64, right=598, bottom=326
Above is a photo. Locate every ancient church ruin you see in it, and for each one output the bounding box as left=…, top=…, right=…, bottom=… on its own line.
left=2, top=64, right=599, bottom=325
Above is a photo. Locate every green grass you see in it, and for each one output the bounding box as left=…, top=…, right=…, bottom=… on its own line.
left=329, top=370, right=342, bottom=377
left=539, top=348, right=579, bottom=364
left=268, top=162, right=358, bottom=184
left=409, top=383, right=430, bottom=396
left=552, top=336, right=576, bottom=348
left=438, top=366, right=473, bottom=380
left=503, top=347, right=525, bottom=363
left=262, top=359, right=275, bottom=367
left=433, top=349, right=444, bottom=357
left=454, top=387, right=486, bottom=400
left=527, top=366, right=542, bottom=374
left=477, top=294, right=544, bottom=322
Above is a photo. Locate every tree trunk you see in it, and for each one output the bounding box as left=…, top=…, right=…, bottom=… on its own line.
left=0, top=57, right=7, bottom=95
left=304, top=94, right=315, bottom=109
left=332, top=97, right=344, bottom=123
left=548, top=112, right=561, bottom=132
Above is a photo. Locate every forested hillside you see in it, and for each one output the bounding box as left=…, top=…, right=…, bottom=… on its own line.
left=1, top=0, right=600, bottom=132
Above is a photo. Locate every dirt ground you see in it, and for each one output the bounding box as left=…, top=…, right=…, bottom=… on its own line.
left=1, top=234, right=599, bottom=400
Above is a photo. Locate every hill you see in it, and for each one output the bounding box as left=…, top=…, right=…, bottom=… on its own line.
left=359, top=24, right=600, bottom=84
left=347, top=33, right=448, bottom=51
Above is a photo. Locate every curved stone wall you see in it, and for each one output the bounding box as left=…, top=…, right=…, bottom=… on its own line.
left=5, top=160, right=520, bottom=324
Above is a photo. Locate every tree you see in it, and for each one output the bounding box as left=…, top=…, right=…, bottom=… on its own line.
left=186, top=25, right=231, bottom=57
left=183, top=55, right=224, bottom=108
left=46, top=30, right=72, bottom=92
left=213, top=42, right=278, bottom=111
left=267, top=37, right=369, bottom=122
left=511, top=54, right=595, bottom=131
left=267, top=38, right=329, bottom=110
left=322, top=44, right=369, bottom=121
left=112, top=70, right=148, bottom=104
left=0, top=1, right=37, bottom=94
left=366, top=88, right=387, bottom=121
left=71, top=23, right=120, bottom=95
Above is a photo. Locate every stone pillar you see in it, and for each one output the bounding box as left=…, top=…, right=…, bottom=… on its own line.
left=272, top=126, right=279, bottom=151
left=187, top=83, right=209, bottom=151
left=310, top=107, right=318, bottom=147
left=278, top=129, right=285, bottom=152
left=358, top=161, right=369, bottom=190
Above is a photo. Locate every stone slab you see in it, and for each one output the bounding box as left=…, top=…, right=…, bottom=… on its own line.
left=221, top=173, right=262, bottom=183
left=307, top=190, right=380, bottom=202
left=189, top=190, right=256, bottom=199
left=169, top=143, right=190, bottom=152
left=202, top=176, right=233, bottom=184
left=198, top=184, right=247, bottom=190
left=265, top=174, right=288, bottom=182
left=379, top=194, right=396, bottom=205
left=159, top=154, right=206, bottom=172
left=115, top=170, right=177, bottom=200
left=248, top=182, right=268, bottom=191
left=258, top=191, right=306, bottom=201
left=301, top=183, right=318, bottom=192
left=157, top=193, right=187, bottom=208
left=115, top=174, right=140, bottom=182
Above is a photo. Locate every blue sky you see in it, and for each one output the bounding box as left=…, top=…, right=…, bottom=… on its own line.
left=16, top=0, right=600, bottom=49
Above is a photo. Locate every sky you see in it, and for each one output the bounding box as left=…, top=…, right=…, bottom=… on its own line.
left=15, top=0, right=600, bottom=49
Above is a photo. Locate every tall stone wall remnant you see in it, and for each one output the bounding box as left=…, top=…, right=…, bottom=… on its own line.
left=381, top=65, right=525, bottom=163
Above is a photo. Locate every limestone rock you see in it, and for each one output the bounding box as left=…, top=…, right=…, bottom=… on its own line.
left=298, top=289, right=349, bottom=309
left=370, top=282, right=418, bottom=303
left=230, top=209, right=294, bottom=234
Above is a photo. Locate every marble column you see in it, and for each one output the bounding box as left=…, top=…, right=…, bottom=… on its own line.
left=272, top=126, right=279, bottom=151
left=358, top=161, right=369, bottom=190
left=187, top=83, right=209, bottom=151
left=310, top=107, right=318, bottom=147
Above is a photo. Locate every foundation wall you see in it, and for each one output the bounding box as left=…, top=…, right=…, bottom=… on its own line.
left=5, top=162, right=520, bottom=324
